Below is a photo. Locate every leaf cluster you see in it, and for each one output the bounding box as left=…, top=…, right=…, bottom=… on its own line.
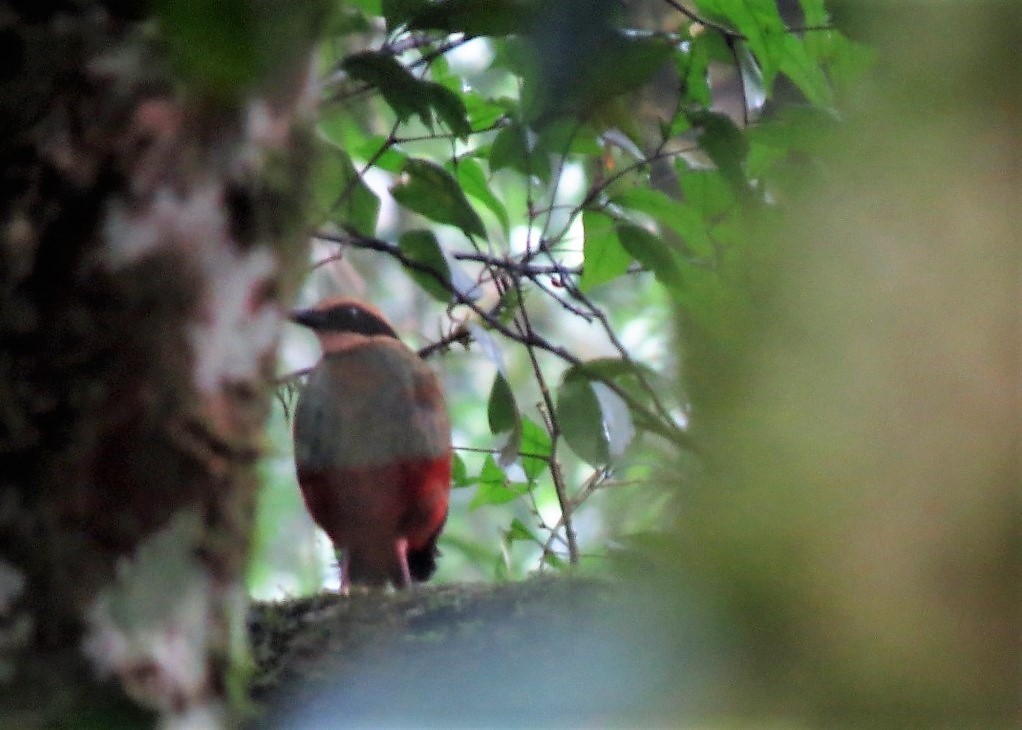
left=290, top=0, right=870, bottom=578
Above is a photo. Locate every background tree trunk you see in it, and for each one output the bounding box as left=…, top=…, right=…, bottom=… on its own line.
left=0, top=2, right=324, bottom=724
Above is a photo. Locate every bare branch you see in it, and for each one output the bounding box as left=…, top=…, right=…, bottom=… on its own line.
left=510, top=275, right=579, bottom=565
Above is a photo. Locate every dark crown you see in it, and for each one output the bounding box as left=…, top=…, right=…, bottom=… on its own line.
left=290, top=302, right=399, bottom=339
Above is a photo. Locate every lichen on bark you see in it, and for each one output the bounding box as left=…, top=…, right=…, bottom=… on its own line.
left=0, top=1, right=327, bottom=723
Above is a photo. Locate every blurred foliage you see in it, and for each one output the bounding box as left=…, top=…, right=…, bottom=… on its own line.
left=251, top=0, right=871, bottom=597
left=665, top=2, right=1022, bottom=723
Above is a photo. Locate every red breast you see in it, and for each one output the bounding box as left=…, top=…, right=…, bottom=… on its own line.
left=291, top=298, right=451, bottom=589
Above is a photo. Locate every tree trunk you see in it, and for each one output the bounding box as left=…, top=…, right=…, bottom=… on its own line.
left=0, top=2, right=323, bottom=724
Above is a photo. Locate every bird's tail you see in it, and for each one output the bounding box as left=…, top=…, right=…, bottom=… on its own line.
left=407, top=520, right=445, bottom=582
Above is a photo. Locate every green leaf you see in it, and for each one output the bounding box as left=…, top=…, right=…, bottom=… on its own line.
left=535, top=119, right=602, bottom=157
left=580, top=211, right=631, bottom=292
left=677, top=166, right=737, bottom=220
left=573, top=357, right=672, bottom=415
left=505, top=517, right=539, bottom=543
left=556, top=370, right=608, bottom=466
left=313, top=141, right=379, bottom=236
left=616, top=224, right=685, bottom=290
left=342, top=51, right=470, bottom=137
left=590, top=380, right=635, bottom=459
left=523, top=27, right=672, bottom=124
left=354, top=135, right=408, bottom=174
left=390, top=159, right=487, bottom=238
left=463, top=94, right=509, bottom=130
left=678, top=32, right=713, bottom=107
left=519, top=416, right=551, bottom=482
left=343, top=51, right=429, bottom=124
left=424, top=82, right=472, bottom=139
left=382, top=0, right=430, bottom=29
left=155, top=0, right=262, bottom=95
left=398, top=230, right=452, bottom=302
left=798, top=0, right=830, bottom=30
left=694, top=0, right=787, bottom=88
left=455, top=158, right=510, bottom=236
left=542, top=551, right=567, bottom=570
left=349, top=0, right=382, bottom=14
left=451, top=452, right=471, bottom=488
left=488, top=372, right=522, bottom=467
left=612, top=187, right=714, bottom=259
left=612, top=186, right=681, bottom=224
left=779, top=34, right=834, bottom=109
left=487, top=373, right=518, bottom=435
left=407, top=0, right=542, bottom=36
left=557, top=365, right=636, bottom=466
left=489, top=122, right=531, bottom=176
left=687, top=110, right=750, bottom=196
left=470, top=455, right=527, bottom=509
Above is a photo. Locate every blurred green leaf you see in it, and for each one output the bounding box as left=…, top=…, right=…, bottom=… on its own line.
left=556, top=369, right=608, bottom=466
left=694, top=0, right=787, bottom=87
left=328, top=5, right=374, bottom=36
left=505, top=517, right=539, bottom=543
left=470, top=455, right=527, bottom=509
left=455, top=158, right=510, bottom=236
left=536, top=119, right=602, bottom=157
left=343, top=51, right=429, bottom=122
left=354, top=136, right=408, bottom=173
left=349, top=0, right=382, bottom=14
left=542, top=551, right=567, bottom=570
left=391, top=159, right=486, bottom=238
left=557, top=364, right=636, bottom=466
left=156, top=0, right=319, bottom=96
left=464, top=94, right=510, bottom=130
left=398, top=230, right=452, bottom=302
left=519, top=417, right=551, bottom=482
left=798, top=0, right=831, bottom=64
left=591, top=380, right=635, bottom=459
left=779, top=34, right=835, bottom=108
left=426, top=83, right=472, bottom=139
left=488, top=373, right=522, bottom=467
left=678, top=166, right=737, bottom=220
left=688, top=110, right=750, bottom=196
left=407, top=0, right=541, bottom=36
left=580, top=210, right=631, bottom=291
left=382, top=0, right=429, bottom=29
left=616, top=223, right=685, bottom=291
left=451, top=452, right=471, bottom=488
left=678, top=32, right=713, bottom=107
left=574, top=357, right=671, bottom=416
left=612, top=187, right=714, bottom=259
left=489, top=122, right=532, bottom=176
left=522, top=14, right=672, bottom=125
left=487, top=373, right=518, bottom=435
left=313, top=141, right=380, bottom=236
left=343, top=51, right=470, bottom=137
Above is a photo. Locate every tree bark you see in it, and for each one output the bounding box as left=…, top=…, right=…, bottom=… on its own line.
left=0, top=2, right=324, bottom=724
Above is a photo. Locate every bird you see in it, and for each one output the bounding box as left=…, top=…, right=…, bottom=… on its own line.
left=290, top=297, right=452, bottom=591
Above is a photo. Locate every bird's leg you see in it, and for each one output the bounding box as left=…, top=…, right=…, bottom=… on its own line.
left=394, top=537, right=412, bottom=589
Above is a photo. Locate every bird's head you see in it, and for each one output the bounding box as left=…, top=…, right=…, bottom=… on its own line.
left=290, top=297, right=399, bottom=353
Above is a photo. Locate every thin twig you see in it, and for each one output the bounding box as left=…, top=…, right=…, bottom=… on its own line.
left=318, top=230, right=692, bottom=450
left=539, top=467, right=608, bottom=565
left=661, top=0, right=742, bottom=39
left=509, top=274, right=579, bottom=564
